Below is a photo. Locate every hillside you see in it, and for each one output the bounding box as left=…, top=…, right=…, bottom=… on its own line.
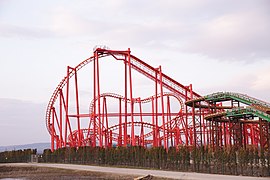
left=0, top=142, right=50, bottom=154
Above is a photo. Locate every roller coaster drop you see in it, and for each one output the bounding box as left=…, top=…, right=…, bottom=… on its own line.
left=46, top=48, right=270, bottom=151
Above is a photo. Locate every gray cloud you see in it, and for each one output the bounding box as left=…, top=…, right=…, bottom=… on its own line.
left=198, top=71, right=270, bottom=102
left=183, top=8, right=270, bottom=62
left=100, top=0, right=270, bottom=62
left=1, top=0, right=269, bottom=62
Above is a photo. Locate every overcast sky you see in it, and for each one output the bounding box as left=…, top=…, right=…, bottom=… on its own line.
left=0, top=0, right=270, bottom=146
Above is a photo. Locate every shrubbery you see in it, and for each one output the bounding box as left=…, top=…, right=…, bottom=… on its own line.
left=1, top=146, right=268, bottom=176
left=40, top=145, right=270, bottom=177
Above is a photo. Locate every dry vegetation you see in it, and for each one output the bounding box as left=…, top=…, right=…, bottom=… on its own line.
left=0, top=165, right=136, bottom=179
left=0, top=165, right=172, bottom=180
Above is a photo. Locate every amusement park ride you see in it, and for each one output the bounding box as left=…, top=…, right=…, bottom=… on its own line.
left=46, top=47, right=270, bottom=151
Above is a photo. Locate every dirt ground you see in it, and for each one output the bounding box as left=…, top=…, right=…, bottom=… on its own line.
left=0, top=165, right=171, bottom=180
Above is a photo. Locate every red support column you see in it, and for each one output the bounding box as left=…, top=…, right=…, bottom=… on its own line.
left=65, top=66, right=70, bottom=147
left=119, top=98, right=122, bottom=146
left=60, top=90, right=71, bottom=148
left=127, top=48, right=135, bottom=146
left=223, top=122, right=227, bottom=148
left=155, top=68, right=159, bottom=147
left=167, top=96, right=172, bottom=147
left=102, top=97, right=106, bottom=147
left=184, top=88, right=189, bottom=145
left=192, top=102, right=196, bottom=146
left=220, top=122, right=224, bottom=147
left=229, top=122, right=233, bottom=147
left=56, top=136, right=59, bottom=149
left=51, top=108, right=55, bottom=151
left=109, top=130, right=113, bottom=148
left=190, top=84, right=197, bottom=147
left=59, top=89, right=63, bottom=148
left=94, top=52, right=102, bottom=147
left=105, top=98, right=109, bottom=147
left=250, top=124, right=255, bottom=145
left=74, top=68, right=81, bottom=147
left=259, top=118, right=263, bottom=149
left=124, top=56, right=128, bottom=147
left=93, top=52, right=97, bottom=147
left=202, top=110, right=206, bottom=146
left=151, top=97, right=156, bottom=147
left=199, top=101, right=203, bottom=146
left=159, top=66, right=167, bottom=150
left=139, top=99, right=144, bottom=147
left=243, top=123, right=246, bottom=149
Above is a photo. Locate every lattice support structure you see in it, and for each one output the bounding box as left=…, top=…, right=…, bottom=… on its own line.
left=46, top=48, right=270, bottom=152
left=186, top=92, right=270, bottom=151
left=46, top=48, right=202, bottom=151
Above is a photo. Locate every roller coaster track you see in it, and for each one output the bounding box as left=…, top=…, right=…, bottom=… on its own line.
left=226, top=107, right=270, bottom=122
left=77, top=92, right=185, bottom=146
left=128, top=54, right=200, bottom=99
left=205, top=107, right=270, bottom=122
left=45, top=55, right=105, bottom=134
left=46, top=48, right=205, bottom=151
left=87, top=92, right=184, bottom=131
left=47, top=48, right=270, bottom=151
left=204, top=92, right=270, bottom=108
left=46, top=49, right=200, bottom=135
left=189, top=92, right=270, bottom=122
left=89, top=92, right=184, bottom=118
left=69, top=119, right=195, bottom=146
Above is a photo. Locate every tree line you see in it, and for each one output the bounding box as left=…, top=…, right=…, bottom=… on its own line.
left=41, top=146, right=269, bottom=177
left=0, top=146, right=269, bottom=177
left=0, top=149, right=36, bottom=163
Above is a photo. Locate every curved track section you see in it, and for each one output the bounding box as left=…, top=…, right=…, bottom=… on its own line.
left=46, top=48, right=201, bottom=151
left=45, top=54, right=109, bottom=134
left=47, top=48, right=270, bottom=151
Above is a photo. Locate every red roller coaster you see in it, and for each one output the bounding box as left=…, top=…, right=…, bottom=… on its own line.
left=46, top=48, right=270, bottom=151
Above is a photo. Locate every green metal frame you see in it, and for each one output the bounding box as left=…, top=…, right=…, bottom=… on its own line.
left=204, top=92, right=270, bottom=122
left=205, top=92, right=270, bottom=108
left=226, top=107, right=270, bottom=122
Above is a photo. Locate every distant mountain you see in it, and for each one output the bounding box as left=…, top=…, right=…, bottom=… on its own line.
left=0, top=142, right=50, bottom=154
